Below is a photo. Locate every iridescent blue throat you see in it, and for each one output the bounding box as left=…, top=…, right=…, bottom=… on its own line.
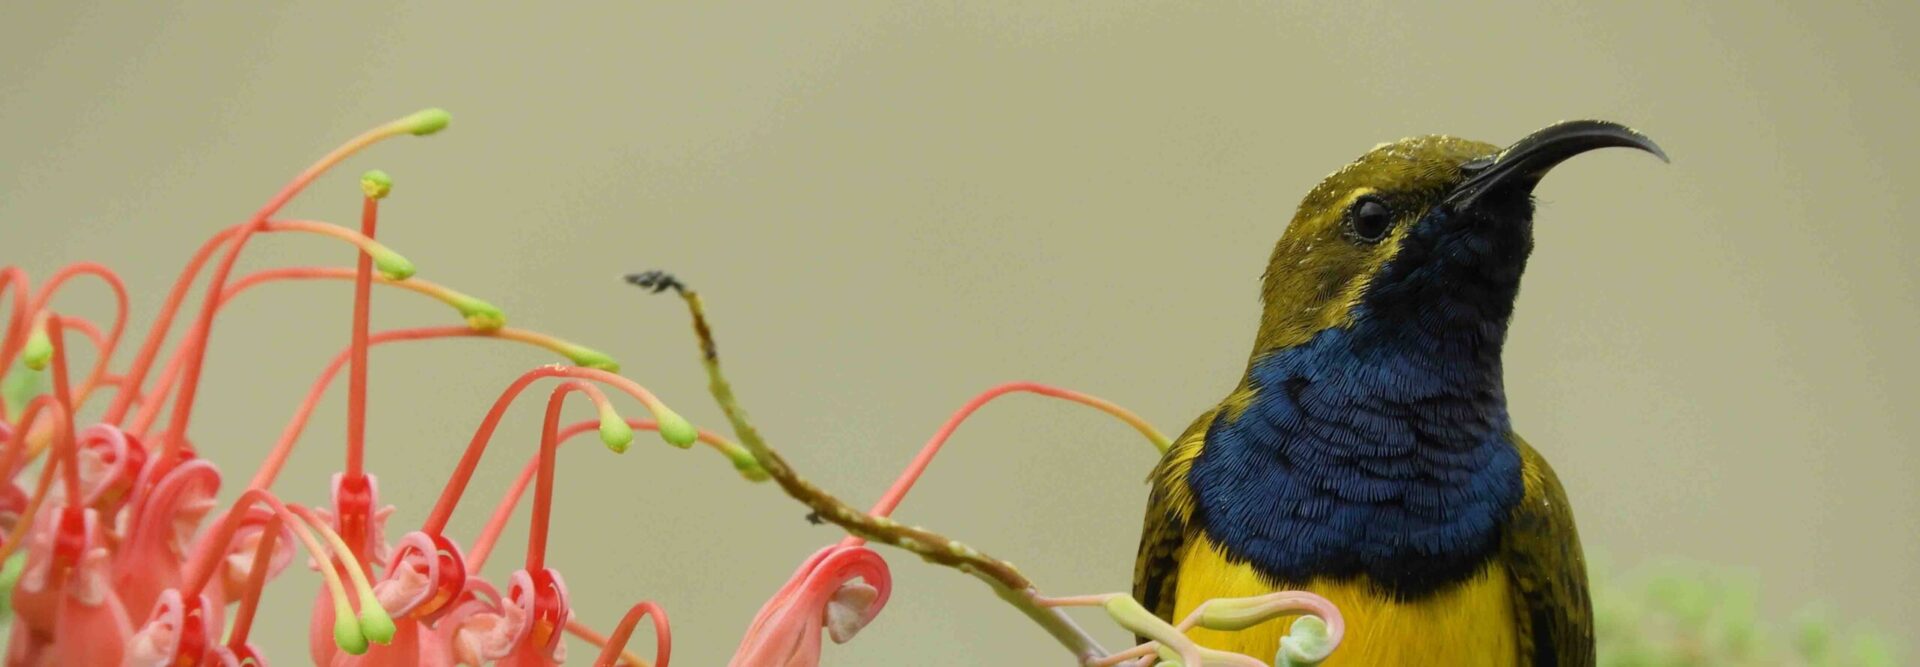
left=1190, top=208, right=1531, bottom=599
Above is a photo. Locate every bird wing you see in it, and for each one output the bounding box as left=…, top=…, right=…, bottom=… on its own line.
left=1502, top=434, right=1595, bottom=666
left=1133, top=407, right=1220, bottom=623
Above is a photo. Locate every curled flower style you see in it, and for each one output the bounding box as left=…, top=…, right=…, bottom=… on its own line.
left=729, top=545, right=892, bottom=667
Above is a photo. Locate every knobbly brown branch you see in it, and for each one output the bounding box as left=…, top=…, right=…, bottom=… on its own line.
left=624, top=270, right=1110, bottom=663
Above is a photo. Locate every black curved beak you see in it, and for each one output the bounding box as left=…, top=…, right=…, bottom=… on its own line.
left=1444, top=120, right=1667, bottom=212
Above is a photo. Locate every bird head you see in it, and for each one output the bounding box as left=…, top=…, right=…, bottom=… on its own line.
left=1253, top=120, right=1666, bottom=356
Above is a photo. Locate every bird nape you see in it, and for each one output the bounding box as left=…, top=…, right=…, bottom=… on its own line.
left=1134, top=120, right=1664, bottom=667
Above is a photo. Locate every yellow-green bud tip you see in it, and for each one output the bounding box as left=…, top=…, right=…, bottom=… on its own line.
left=1277, top=615, right=1333, bottom=667
left=360, top=170, right=393, bottom=199
left=20, top=328, right=52, bottom=372
left=599, top=411, right=635, bottom=453
left=653, top=407, right=697, bottom=449
left=454, top=297, right=506, bottom=332
left=371, top=247, right=416, bottom=281
left=562, top=346, right=620, bottom=373
left=401, top=108, right=451, bottom=136
left=334, top=613, right=369, bottom=654
left=732, top=453, right=770, bottom=482
left=359, top=607, right=397, bottom=645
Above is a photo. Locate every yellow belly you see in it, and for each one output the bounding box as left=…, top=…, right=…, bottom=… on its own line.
left=1171, top=537, right=1518, bottom=666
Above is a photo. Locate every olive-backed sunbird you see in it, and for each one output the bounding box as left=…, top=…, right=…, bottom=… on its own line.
left=1133, top=121, right=1665, bottom=666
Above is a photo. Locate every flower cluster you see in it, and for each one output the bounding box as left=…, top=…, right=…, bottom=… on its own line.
left=0, top=109, right=1342, bottom=666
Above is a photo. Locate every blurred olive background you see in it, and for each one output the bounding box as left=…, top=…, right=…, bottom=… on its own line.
left=2, top=2, right=1915, bottom=664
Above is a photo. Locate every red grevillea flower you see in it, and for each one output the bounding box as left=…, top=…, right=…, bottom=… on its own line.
left=729, top=544, right=890, bottom=667
left=0, top=109, right=724, bottom=665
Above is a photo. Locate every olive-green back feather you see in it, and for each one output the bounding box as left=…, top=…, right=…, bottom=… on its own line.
left=1504, top=435, right=1595, bottom=666
left=1132, top=406, right=1218, bottom=623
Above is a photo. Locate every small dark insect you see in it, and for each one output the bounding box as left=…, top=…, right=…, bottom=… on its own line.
left=623, top=270, right=687, bottom=294
left=805, top=511, right=825, bottom=526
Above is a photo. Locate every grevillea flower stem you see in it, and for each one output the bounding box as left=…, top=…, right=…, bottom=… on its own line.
left=223, top=515, right=281, bottom=651
left=157, top=108, right=447, bottom=469
left=465, top=417, right=747, bottom=572
left=44, top=318, right=84, bottom=499
left=182, top=490, right=335, bottom=604
left=420, top=365, right=689, bottom=537
left=99, top=226, right=239, bottom=426
left=568, top=619, right=654, bottom=667
left=222, top=267, right=499, bottom=327
left=345, top=192, right=381, bottom=479
left=100, top=221, right=391, bottom=426
left=0, top=313, right=110, bottom=460
left=20, top=263, right=130, bottom=399
left=123, top=219, right=422, bottom=436
left=526, top=381, right=614, bottom=570
left=0, top=395, right=54, bottom=480
left=0, top=268, right=29, bottom=390
left=243, top=325, right=619, bottom=491
left=853, top=381, right=1170, bottom=544
left=592, top=601, right=671, bottom=667
left=53, top=315, right=108, bottom=398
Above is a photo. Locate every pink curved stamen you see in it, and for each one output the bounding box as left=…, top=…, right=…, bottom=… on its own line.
left=525, top=382, right=605, bottom=571
left=465, top=417, right=737, bottom=572
left=0, top=267, right=31, bottom=400
left=0, top=395, right=64, bottom=482
left=848, top=382, right=1166, bottom=547
left=0, top=315, right=109, bottom=461
left=51, top=315, right=111, bottom=404
left=44, top=318, right=84, bottom=501
left=592, top=601, right=671, bottom=667
left=22, top=264, right=129, bottom=407
left=241, top=326, right=593, bottom=491
left=98, top=227, right=234, bottom=425
left=221, top=514, right=282, bottom=651
left=181, top=489, right=341, bottom=602
left=155, top=116, right=429, bottom=469
left=131, top=218, right=405, bottom=438
left=108, top=220, right=421, bottom=430
left=419, top=365, right=674, bottom=537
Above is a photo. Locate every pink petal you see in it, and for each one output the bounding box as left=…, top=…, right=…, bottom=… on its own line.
left=111, top=459, right=221, bottom=618
left=824, top=581, right=879, bottom=644
left=309, top=586, right=341, bottom=667
left=450, top=610, right=514, bottom=665
left=10, top=510, right=66, bottom=635
left=730, top=546, right=891, bottom=667
left=430, top=578, right=509, bottom=666
left=6, top=616, right=51, bottom=666
left=197, top=505, right=295, bottom=609
left=47, top=547, right=132, bottom=666
left=493, top=638, right=563, bottom=667
left=373, top=531, right=467, bottom=621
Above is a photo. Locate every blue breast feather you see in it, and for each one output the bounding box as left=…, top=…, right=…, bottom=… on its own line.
left=1188, top=321, right=1525, bottom=599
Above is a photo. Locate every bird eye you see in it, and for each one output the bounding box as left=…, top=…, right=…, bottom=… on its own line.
left=1345, top=197, right=1394, bottom=243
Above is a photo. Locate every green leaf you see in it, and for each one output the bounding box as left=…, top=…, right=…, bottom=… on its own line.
left=2, top=367, right=42, bottom=416
left=0, top=552, right=25, bottom=619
